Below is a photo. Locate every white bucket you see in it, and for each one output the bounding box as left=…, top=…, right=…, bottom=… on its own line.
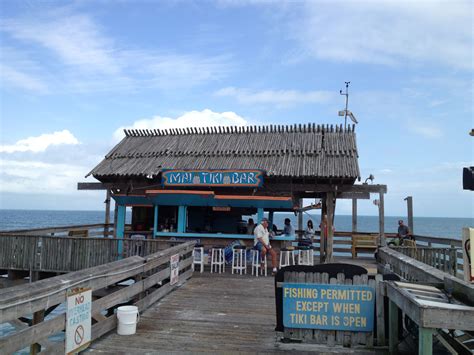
left=117, top=305, right=140, bottom=335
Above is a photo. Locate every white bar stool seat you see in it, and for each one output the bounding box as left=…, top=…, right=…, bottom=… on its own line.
left=211, top=246, right=225, bottom=273
left=192, top=244, right=205, bottom=273
left=251, top=249, right=267, bottom=277
left=296, top=246, right=314, bottom=266
left=231, top=245, right=247, bottom=275
left=279, top=247, right=295, bottom=268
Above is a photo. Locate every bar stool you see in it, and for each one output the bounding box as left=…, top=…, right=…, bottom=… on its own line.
left=296, top=246, right=314, bottom=266
left=279, top=247, right=295, bottom=268
left=231, top=245, right=247, bottom=275
left=251, top=249, right=267, bottom=277
left=192, top=243, right=205, bottom=273
left=211, top=245, right=225, bottom=273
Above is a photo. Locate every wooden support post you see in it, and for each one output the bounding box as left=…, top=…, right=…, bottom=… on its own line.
left=153, top=205, right=159, bottom=238
left=326, top=192, right=334, bottom=263
left=379, top=191, right=385, bottom=246
left=375, top=275, right=386, bottom=346
left=113, top=200, right=118, bottom=239
left=29, top=271, right=44, bottom=355
left=104, top=188, right=111, bottom=237
left=419, top=328, right=433, bottom=355
left=177, top=206, right=187, bottom=233
left=405, top=196, right=414, bottom=235
left=298, top=198, right=303, bottom=237
left=116, top=204, right=126, bottom=258
left=389, top=300, right=399, bottom=354
left=352, top=198, right=357, bottom=233
left=320, top=197, right=327, bottom=263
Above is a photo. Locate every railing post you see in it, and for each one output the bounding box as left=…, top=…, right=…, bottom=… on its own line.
left=389, top=300, right=399, bottom=354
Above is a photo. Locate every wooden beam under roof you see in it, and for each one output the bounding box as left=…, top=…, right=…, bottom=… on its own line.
left=77, top=182, right=108, bottom=190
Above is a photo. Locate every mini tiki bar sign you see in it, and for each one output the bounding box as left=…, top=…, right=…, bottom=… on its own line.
left=162, top=170, right=263, bottom=187
left=283, top=283, right=375, bottom=332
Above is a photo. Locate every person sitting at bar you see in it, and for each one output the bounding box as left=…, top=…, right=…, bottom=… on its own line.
left=253, top=218, right=278, bottom=274
left=247, top=218, right=256, bottom=234
left=282, top=218, right=294, bottom=236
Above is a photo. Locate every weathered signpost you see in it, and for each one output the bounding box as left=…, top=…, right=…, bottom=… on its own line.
left=66, top=288, right=92, bottom=354
left=170, top=254, right=180, bottom=286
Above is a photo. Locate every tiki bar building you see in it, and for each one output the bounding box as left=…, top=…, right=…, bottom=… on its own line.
left=82, top=123, right=387, bottom=261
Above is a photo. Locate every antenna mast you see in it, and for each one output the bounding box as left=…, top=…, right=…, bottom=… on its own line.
left=340, top=81, right=350, bottom=129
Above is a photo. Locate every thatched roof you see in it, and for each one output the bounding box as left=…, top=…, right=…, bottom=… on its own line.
left=88, top=123, right=360, bottom=180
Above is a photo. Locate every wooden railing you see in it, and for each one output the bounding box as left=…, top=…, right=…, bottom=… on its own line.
left=0, top=235, right=184, bottom=273
left=377, top=247, right=474, bottom=306
left=0, top=223, right=115, bottom=238
left=0, top=241, right=195, bottom=354
left=391, top=246, right=459, bottom=276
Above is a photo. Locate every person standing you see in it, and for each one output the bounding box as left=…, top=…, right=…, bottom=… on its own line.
left=254, top=218, right=278, bottom=274
left=247, top=218, right=256, bottom=235
left=299, top=220, right=314, bottom=247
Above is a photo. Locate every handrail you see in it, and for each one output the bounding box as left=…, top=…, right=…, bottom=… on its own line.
left=0, top=241, right=195, bottom=354
left=0, top=234, right=186, bottom=273
left=0, top=223, right=114, bottom=235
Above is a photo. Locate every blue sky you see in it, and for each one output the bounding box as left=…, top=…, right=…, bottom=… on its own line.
left=0, top=0, right=472, bottom=218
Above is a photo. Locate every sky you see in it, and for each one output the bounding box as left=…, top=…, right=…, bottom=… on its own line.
left=0, top=0, right=472, bottom=218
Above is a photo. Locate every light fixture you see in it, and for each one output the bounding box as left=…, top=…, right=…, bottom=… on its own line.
left=364, top=174, right=375, bottom=184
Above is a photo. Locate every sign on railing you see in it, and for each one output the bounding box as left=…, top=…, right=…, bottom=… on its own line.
left=283, top=283, right=375, bottom=331
left=66, top=288, right=92, bottom=354
left=170, top=254, right=180, bottom=285
left=161, top=170, right=264, bottom=187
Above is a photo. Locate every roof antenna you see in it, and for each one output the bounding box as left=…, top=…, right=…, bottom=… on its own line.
left=339, top=81, right=358, bottom=128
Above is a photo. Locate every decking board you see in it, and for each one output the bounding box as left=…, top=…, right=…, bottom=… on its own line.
left=88, top=262, right=378, bottom=354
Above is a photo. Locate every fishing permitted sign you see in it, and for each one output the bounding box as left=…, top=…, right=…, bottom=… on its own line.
left=283, top=283, right=375, bottom=331
left=66, top=288, right=92, bottom=354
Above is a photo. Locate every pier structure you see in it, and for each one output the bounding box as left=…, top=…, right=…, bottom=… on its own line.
left=80, top=123, right=387, bottom=262
left=2, top=122, right=474, bottom=354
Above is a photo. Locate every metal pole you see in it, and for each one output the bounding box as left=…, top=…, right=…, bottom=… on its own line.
left=344, top=83, right=349, bottom=129
left=404, top=196, right=414, bottom=234
left=352, top=198, right=357, bottom=233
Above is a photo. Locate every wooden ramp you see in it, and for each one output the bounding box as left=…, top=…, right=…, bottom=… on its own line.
left=88, top=271, right=378, bottom=354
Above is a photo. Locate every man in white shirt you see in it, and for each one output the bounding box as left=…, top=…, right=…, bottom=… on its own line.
left=254, top=218, right=278, bottom=274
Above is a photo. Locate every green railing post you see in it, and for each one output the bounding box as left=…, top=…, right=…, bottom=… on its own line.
left=389, top=300, right=399, bottom=354
left=419, top=328, right=434, bottom=355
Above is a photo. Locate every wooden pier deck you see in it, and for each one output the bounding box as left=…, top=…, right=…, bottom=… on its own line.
left=88, top=257, right=379, bottom=354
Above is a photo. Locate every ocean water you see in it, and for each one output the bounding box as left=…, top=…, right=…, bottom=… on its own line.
left=0, top=209, right=472, bottom=239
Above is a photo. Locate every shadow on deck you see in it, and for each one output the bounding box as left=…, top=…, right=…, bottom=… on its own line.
left=88, top=257, right=381, bottom=354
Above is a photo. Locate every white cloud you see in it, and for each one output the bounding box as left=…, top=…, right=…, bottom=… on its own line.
left=0, top=130, right=80, bottom=153
left=288, top=1, right=473, bottom=70
left=215, top=86, right=333, bottom=106
left=0, top=63, right=48, bottom=93
left=2, top=13, right=119, bottom=74
left=1, top=10, right=231, bottom=93
left=0, top=158, right=91, bottom=194
left=409, top=123, right=443, bottom=139
left=113, top=109, right=248, bottom=141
